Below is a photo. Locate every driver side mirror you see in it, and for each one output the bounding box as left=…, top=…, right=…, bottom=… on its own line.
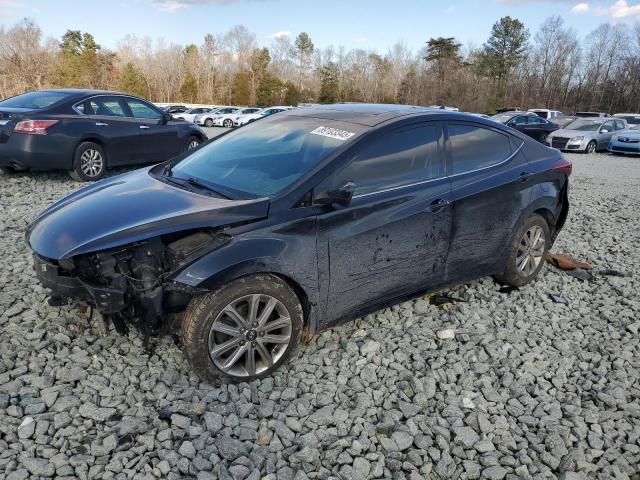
left=600, top=128, right=609, bottom=133
left=314, top=181, right=356, bottom=208
left=160, top=112, right=172, bottom=125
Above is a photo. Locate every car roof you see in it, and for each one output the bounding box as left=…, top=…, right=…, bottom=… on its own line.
left=283, top=103, right=461, bottom=127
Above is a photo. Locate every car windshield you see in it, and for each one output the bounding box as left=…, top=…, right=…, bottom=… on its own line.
left=565, top=119, right=602, bottom=131
left=489, top=114, right=515, bottom=124
left=0, top=91, right=73, bottom=109
left=170, top=116, right=363, bottom=197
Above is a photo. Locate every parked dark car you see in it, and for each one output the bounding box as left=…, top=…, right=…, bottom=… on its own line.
left=161, top=105, right=188, bottom=114
left=26, top=104, right=571, bottom=382
left=490, top=111, right=559, bottom=142
left=0, top=90, right=206, bottom=181
left=574, top=111, right=608, bottom=118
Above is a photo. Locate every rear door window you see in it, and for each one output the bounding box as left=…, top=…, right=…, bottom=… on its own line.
left=78, top=97, right=128, bottom=117
left=336, top=124, right=443, bottom=196
left=447, top=123, right=512, bottom=175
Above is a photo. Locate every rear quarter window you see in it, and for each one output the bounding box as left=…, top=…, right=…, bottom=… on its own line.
left=448, top=123, right=512, bottom=175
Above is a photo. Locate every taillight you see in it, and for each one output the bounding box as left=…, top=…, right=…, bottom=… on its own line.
left=14, top=120, right=59, bottom=135
left=552, top=157, right=572, bottom=176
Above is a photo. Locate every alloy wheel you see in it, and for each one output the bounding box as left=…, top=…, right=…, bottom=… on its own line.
left=516, top=225, right=546, bottom=277
left=208, top=294, right=292, bottom=377
left=587, top=142, right=597, bottom=153
left=187, top=138, right=200, bottom=150
left=80, top=149, right=103, bottom=178
left=224, top=119, right=233, bottom=128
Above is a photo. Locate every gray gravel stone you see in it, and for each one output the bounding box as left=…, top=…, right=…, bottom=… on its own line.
left=1, top=153, right=639, bottom=479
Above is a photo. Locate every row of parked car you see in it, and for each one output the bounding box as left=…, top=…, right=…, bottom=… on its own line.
left=489, top=109, right=640, bottom=155
left=162, top=104, right=295, bottom=128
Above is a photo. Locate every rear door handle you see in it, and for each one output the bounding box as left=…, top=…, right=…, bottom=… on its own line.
left=519, top=172, right=531, bottom=182
left=426, top=198, right=450, bottom=213
left=139, top=125, right=150, bottom=129
left=95, top=122, right=108, bottom=126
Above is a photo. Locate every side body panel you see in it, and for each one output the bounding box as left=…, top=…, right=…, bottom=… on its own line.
left=171, top=207, right=320, bottom=331
left=315, top=178, right=453, bottom=325
left=444, top=124, right=533, bottom=281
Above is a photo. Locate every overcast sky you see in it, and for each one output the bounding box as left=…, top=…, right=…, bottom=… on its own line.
left=1, top=0, right=639, bottom=51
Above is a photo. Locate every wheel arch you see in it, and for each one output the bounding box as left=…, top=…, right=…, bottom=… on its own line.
left=74, top=137, right=109, bottom=169
left=179, top=260, right=318, bottom=334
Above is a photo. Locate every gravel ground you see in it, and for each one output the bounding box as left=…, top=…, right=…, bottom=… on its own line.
left=1, top=152, right=639, bottom=480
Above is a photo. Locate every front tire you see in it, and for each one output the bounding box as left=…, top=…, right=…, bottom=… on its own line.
left=586, top=140, right=597, bottom=154
left=204, top=118, right=213, bottom=127
left=181, top=274, right=303, bottom=383
left=70, top=142, right=106, bottom=181
left=186, top=135, right=200, bottom=151
left=495, top=214, right=550, bottom=287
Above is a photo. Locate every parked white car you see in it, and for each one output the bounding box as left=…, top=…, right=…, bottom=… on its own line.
left=233, top=106, right=294, bottom=127
left=195, top=107, right=239, bottom=127
left=210, top=107, right=261, bottom=128
left=173, top=107, right=213, bottom=122
left=528, top=109, right=563, bottom=120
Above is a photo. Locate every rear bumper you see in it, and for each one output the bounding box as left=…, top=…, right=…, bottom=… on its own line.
left=0, top=132, right=73, bottom=170
left=33, top=254, right=126, bottom=313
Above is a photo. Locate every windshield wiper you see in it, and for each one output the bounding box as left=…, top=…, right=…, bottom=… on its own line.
left=166, top=175, right=231, bottom=199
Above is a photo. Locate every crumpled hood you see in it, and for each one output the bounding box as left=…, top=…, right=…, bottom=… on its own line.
left=27, top=167, right=269, bottom=259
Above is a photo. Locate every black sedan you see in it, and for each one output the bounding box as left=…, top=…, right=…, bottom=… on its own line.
left=0, top=89, right=206, bottom=181
left=490, top=111, right=559, bottom=142
left=27, top=105, right=570, bottom=382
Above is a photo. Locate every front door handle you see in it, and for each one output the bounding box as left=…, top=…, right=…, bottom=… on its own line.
left=519, top=172, right=530, bottom=182
left=426, top=198, right=450, bottom=213
left=139, top=125, right=150, bottom=129
left=95, top=122, right=108, bottom=126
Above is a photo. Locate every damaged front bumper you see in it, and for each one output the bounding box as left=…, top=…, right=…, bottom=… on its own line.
left=31, top=230, right=229, bottom=337
left=34, top=254, right=127, bottom=313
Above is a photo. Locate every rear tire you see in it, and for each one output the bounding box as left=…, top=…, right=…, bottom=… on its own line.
left=494, top=214, right=550, bottom=287
left=204, top=118, right=213, bottom=127
left=181, top=274, right=303, bottom=384
left=585, top=141, right=597, bottom=154
left=223, top=119, right=233, bottom=128
left=70, top=142, right=106, bottom=182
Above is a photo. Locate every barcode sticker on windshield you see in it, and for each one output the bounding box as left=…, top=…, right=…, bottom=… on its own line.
left=310, top=126, right=355, bottom=141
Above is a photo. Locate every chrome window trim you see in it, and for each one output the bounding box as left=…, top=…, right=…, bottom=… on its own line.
left=448, top=140, right=524, bottom=179
left=352, top=140, right=524, bottom=200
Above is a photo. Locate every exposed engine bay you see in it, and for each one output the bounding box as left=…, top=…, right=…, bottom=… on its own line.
left=34, top=229, right=230, bottom=341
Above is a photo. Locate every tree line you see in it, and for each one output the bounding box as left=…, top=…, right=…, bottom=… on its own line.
left=1, top=16, right=639, bottom=113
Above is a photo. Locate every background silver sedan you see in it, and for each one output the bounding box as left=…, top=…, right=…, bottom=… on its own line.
left=546, top=117, right=627, bottom=153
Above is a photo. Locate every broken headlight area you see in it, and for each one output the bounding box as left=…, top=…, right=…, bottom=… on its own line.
left=34, top=229, right=230, bottom=338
